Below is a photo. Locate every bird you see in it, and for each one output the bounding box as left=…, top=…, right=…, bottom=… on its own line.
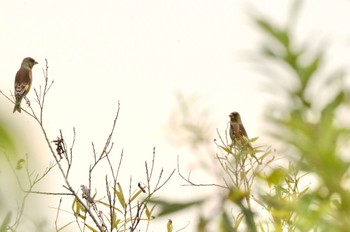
left=229, top=112, right=252, bottom=150
left=13, top=57, right=38, bottom=113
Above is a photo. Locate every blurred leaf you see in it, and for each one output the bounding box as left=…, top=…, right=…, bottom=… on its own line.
left=331, top=198, right=341, bottom=209
left=0, top=212, right=11, bottom=232
left=300, top=54, right=322, bottom=86
left=288, top=0, right=303, bottom=23
left=261, top=44, right=279, bottom=58
left=16, top=159, right=25, bottom=170
left=234, top=213, right=244, bottom=230
left=259, top=222, right=266, bottom=232
left=237, top=202, right=257, bottom=232
left=227, top=188, right=249, bottom=203
left=324, top=69, right=346, bottom=86
left=219, top=211, right=234, bottom=232
left=218, top=145, right=231, bottom=154
left=148, top=199, right=204, bottom=217
left=266, top=168, right=287, bottom=186
left=249, top=137, right=259, bottom=143
left=0, top=125, right=16, bottom=153
left=197, top=215, right=208, bottom=232
left=321, top=91, right=344, bottom=124
left=255, top=19, right=289, bottom=49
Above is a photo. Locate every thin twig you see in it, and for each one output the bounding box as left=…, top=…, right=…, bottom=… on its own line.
left=177, top=156, right=227, bottom=189
left=24, top=191, right=73, bottom=196
left=0, top=90, right=35, bottom=117
left=55, top=198, right=62, bottom=231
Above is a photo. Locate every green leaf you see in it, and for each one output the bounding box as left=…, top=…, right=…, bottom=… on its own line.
left=321, top=91, right=344, bottom=122
left=72, top=197, right=85, bottom=219
left=16, top=159, right=25, bottom=170
left=149, top=204, right=156, bottom=216
left=255, top=19, right=289, bottom=49
left=227, top=188, right=249, bottom=203
left=144, top=204, right=156, bottom=220
left=97, top=200, right=123, bottom=214
left=300, top=54, right=322, bottom=85
left=266, top=168, right=287, bottom=186
left=129, top=189, right=143, bottom=203
left=72, top=198, right=80, bottom=217
left=85, top=223, right=98, bottom=232
left=219, top=211, right=234, bottom=232
left=197, top=215, right=208, bottom=231
left=0, top=125, right=16, bottom=153
left=234, top=213, right=244, bottom=230
left=0, top=212, right=11, bottom=232
left=114, top=183, right=126, bottom=209
left=218, top=145, right=231, bottom=154
left=248, top=137, right=259, bottom=143
left=145, top=205, right=151, bottom=220
left=260, top=45, right=279, bottom=58
left=113, top=219, right=120, bottom=229
left=148, top=199, right=204, bottom=217
left=259, top=221, right=266, bottom=232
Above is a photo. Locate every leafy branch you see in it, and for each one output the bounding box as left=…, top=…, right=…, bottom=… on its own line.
left=0, top=59, right=174, bottom=232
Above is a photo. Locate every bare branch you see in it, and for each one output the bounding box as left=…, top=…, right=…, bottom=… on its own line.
left=24, top=191, right=73, bottom=196
left=1, top=60, right=173, bottom=232
left=177, top=156, right=227, bottom=189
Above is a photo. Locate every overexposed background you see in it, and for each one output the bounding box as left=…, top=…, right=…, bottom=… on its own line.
left=1, top=0, right=350, bottom=231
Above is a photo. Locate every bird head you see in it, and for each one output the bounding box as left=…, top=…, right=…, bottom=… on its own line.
left=229, top=111, right=242, bottom=123
left=22, top=57, right=38, bottom=69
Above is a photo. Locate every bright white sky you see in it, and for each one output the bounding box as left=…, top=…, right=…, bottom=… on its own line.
left=1, top=0, right=350, bottom=231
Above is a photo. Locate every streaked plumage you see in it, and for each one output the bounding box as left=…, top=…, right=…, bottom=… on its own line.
left=13, top=57, right=38, bottom=113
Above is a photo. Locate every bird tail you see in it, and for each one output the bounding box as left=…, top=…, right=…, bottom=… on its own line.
left=13, top=100, right=22, bottom=113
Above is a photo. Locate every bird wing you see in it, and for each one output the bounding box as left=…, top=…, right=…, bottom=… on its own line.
left=14, top=68, right=32, bottom=97
left=239, top=123, right=249, bottom=140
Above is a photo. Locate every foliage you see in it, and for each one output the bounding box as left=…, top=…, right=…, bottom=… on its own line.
left=155, top=1, right=350, bottom=232
left=254, top=1, right=350, bottom=231
left=0, top=125, right=16, bottom=153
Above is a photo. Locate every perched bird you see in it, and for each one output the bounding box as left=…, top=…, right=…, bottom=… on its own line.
left=229, top=112, right=251, bottom=149
left=13, top=57, right=38, bottom=113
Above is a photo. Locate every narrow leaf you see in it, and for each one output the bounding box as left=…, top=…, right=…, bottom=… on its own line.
left=85, top=223, right=98, bottom=232
left=148, top=199, right=204, bottom=217
left=129, top=189, right=143, bottom=203
left=115, top=183, right=126, bottom=209
left=145, top=205, right=151, bottom=220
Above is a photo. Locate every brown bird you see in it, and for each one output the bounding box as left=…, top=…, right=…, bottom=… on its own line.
left=13, top=57, right=38, bottom=113
left=229, top=112, right=251, bottom=149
